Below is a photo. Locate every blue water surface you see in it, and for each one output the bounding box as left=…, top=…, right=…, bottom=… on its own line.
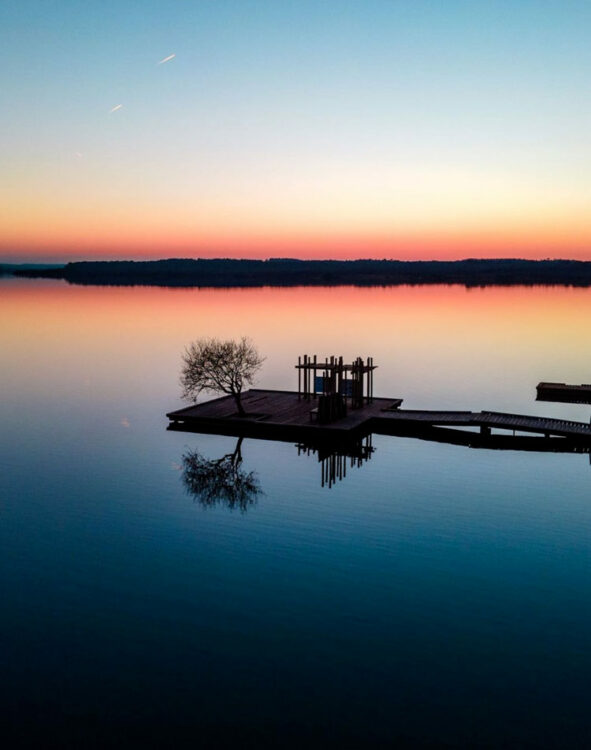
left=1, top=279, right=591, bottom=747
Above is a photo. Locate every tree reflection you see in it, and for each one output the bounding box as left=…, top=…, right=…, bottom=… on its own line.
left=181, top=436, right=262, bottom=511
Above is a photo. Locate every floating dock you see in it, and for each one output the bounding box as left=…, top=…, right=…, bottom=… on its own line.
left=167, top=389, right=591, bottom=444
left=167, top=389, right=403, bottom=442
left=537, top=382, right=591, bottom=404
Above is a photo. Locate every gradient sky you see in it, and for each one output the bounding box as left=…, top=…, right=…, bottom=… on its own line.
left=1, top=0, right=590, bottom=262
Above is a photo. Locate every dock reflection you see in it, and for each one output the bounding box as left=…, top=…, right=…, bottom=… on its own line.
left=380, top=422, right=591, bottom=454
left=178, top=433, right=375, bottom=507
left=297, top=435, right=375, bottom=488
left=173, top=416, right=591, bottom=509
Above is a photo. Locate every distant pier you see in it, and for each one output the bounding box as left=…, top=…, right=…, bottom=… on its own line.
left=537, top=382, right=591, bottom=404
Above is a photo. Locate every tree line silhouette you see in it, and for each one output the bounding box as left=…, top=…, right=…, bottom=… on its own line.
left=10, top=258, right=591, bottom=287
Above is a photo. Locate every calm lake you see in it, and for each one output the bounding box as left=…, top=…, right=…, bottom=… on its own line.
left=2, top=277, right=591, bottom=747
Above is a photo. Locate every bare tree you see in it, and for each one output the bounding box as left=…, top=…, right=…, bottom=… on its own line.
left=180, top=336, right=265, bottom=416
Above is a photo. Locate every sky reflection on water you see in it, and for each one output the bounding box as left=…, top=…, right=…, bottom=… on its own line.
left=1, top=279, right=591, bottom=746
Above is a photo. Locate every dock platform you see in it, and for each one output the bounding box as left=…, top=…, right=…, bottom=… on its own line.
left=167, top=389, right=591, bottom=443
left=167, top=389, right=403, bottom=441
left=537, top=382, right=591, bottom=404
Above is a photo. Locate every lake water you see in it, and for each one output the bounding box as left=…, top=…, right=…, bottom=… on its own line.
left=2, top=278, right=591, bottom=747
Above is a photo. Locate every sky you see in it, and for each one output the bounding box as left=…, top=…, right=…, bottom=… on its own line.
left=1, top=0, right=590, bottom=262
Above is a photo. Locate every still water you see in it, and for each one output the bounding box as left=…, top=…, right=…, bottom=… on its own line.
left=2, top=278, right=591, bottom=746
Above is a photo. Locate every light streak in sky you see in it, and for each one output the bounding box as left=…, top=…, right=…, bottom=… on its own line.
left=109, top=104, right=123, bottom=113
left=157, top=54, right=175, bottom=65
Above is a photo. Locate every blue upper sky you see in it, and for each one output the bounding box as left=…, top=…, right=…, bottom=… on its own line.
left=2, top=1, right=590, bottom=260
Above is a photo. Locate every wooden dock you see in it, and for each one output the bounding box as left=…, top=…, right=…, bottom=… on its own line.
left=376, top=408, right=591, bottom=438
left=167, top=389, right=403, bottom=441
left=537, top=382, right=591, bottom=404
left=167, top=389, right=591, bottom=443
left=374, top=422, right=591, bottom=454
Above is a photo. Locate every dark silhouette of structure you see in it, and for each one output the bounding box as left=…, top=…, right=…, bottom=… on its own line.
left=296, top=354, right=376, bottom=422
left=168, top=389, right=591, bottom=443
left=297, top=435, right=375, bottom=488
left=537, top=382, right=591, bottom=404
left=168, top=355, right=591, bottom=502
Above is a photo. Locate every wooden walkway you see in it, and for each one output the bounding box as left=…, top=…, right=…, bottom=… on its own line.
left=167, top=389, right=591, bottom=443
left=377, top=409, right=591, bottom=438
left=376, top=422, right=591, bottom=454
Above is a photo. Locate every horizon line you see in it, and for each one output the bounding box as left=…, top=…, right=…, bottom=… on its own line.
left=3, top=255, right=591, bottom=267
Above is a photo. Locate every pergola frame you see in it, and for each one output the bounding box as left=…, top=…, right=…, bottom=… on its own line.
left=295, top=354, right=376, bottom=409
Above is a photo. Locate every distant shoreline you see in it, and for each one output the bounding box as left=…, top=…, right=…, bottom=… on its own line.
left=5, top=258, right=591, bottom=288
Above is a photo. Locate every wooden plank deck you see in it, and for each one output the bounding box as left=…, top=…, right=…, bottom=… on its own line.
left=377, top=408, right=591, bottom=438
left=167, top=389, right=404, bottom=440
left=167, top=389, right=591, bottom=442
